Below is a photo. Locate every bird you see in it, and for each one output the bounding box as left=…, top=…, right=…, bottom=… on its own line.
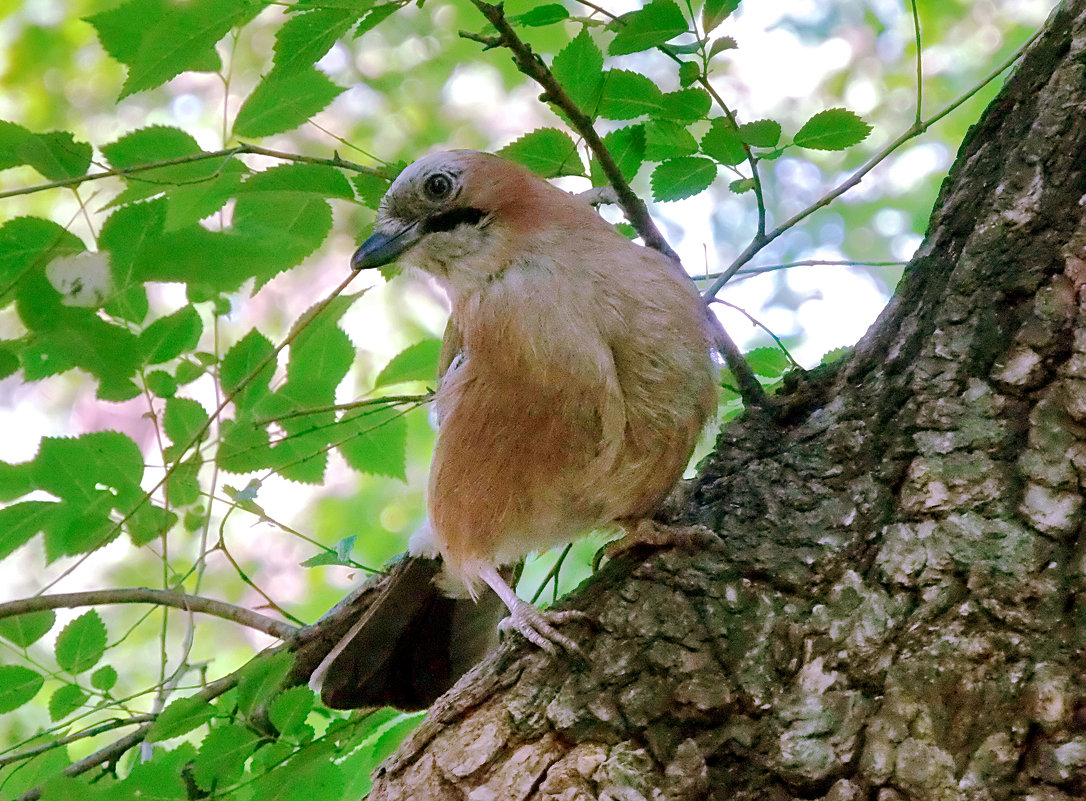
left=346, top=149, right=718, bottom=655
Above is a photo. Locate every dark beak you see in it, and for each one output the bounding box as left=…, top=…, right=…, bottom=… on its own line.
left=350, top=221, right=421, bottom=270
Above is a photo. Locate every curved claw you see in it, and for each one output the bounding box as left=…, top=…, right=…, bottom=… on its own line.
left=498, top=604, right=589, bottom=654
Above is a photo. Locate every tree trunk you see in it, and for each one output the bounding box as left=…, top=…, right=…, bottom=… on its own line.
left=368, top=1, right=1086, bottom=797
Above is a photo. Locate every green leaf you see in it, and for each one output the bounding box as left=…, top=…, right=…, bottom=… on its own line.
left=0, top=122, right=92, bottom=181
left=374, top=338, right=442, bottom=388
left=702, top=0, right=739, bottom=33
left=598, top=70, right=665, bottom=120
left=273, top=7, right=363, bottom=75
left=512, top=3, right=569, bottom=26
left=237, top=651, right=293, bottom=716
left=192, top=723, right=261, bottom=790
left=643, top=119, right=697, bottom=161
left=234, top=66, right=345, bottom=138
left=352, top=173, right=391, bottom=210
left=235, top=162, right=354, bottom=200
left=139, top=305, right=203, bottom=365
left=608, top=0, right=687, bottom=56
left=164, top=397, right=209, bottom=448
left=147, top=695, right=216, bottom=742
left=55, top=611, right=107, bottom=674
left=117, top=745, right=192, bottom=799
left=499, top=129, right=584, bottom=178
left=650, top=156, right=717, bottom=201
left=167, top=457, right=202, bottom=507
left=700, top=117, right=746, bottom=165
left=91, top=665, right=119, bottom=691
left=0, top=502, right=56, bottom=559
left=218, top=419, right=273, bottom=474
left=221, top=329, right=276, bottom=413
left=655, top=89, right=710, bottom=123
left=746, top=346, right=792, bottom=378
left=49, top=684, right=88, bottom=721
left=337, top=404, right=408, bottom=480
left=0, top=216, right=84, bottom=289
left=729, top=177, right=755, bottom=194
left=0, top=611, right=55, bottom=648
left=551, top=29, right=604, bottom=115
left=146, top=370, right=177, bottom=397
left=740, top=119, right=782, bottom=148
left=821, top=346, right=850, bottom=365
left=269, top=685, right=314, bottom=736
left=0, top=665, right=44, bottom=713
left=590, top=125, right=645, bottom=186
left=104, top=0, right=268, bottom=98
left=708, top=35, right=737, bottom=58
left=793, top=108, right=872, bottom=151
left=678, top=60, right=700, bottom=88
left=353, top=2, right=398, bottom=37
left=301, top=535, right=356, bottom=567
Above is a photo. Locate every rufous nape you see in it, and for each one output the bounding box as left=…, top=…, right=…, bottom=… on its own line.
left=339, top=150, right=718, bottom=657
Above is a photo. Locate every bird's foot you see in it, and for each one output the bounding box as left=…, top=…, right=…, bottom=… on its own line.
left=595, top=519, right=721, bottom=570
left=497, top=597, right=589, bottom=655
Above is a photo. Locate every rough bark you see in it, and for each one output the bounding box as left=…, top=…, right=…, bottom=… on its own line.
left=369, top=1, right=1086, bottom=798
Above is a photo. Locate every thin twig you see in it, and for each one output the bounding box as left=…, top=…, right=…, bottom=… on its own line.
left=0, top=589, right=296, bottom=639
left=0, top=144, right=389, bottom=201
left=710, top=298, right=800, bottom=369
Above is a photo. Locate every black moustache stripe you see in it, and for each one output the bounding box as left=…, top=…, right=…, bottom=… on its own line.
left=423, top=207, right=486, bottom=234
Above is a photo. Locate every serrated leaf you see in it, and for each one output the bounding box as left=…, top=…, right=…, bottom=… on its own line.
left=352, top=173, right=391, bottom=210
left=746, top=346, right=792, bottom=377
left=192, top=723, right=261, bottom=789
left=0, top=665, right=44, bottom=713
left=793, top=108, right=871, bottom=151
left=0, top=216, right=84, bottom=287
left=374, top=339, right=442, bottom=388
left=301, top=535, right=356, bottom=567
left=608, top=0, right=687, bottom=56
left=821, top=346, right=850, bottom=365
left=146, top=695, right=216, bottom=742
left=337, top=404, right=408, bottom=480
left=91, top=665, right=119, bottom=691
left=112, top=0, right=267, bottom=98
left=708, top=35, right=737, bottom=58
left=234, top=66, right=344, bottom=138
left=273, top=7, right=363, bottom=75
left=218, top=419, right=273, bottom=474
left=0, top=611, right=55, bottom=648
left=512, top=3, right=569, bottom=26
left=0, top=122, right=92, bottom=181
left=739, top=119, right=782, bottom=148
left=269, top=685, right=314, bottom=736
left=164, top=397, right=209, bottom=448
left=146, top=370, right=177, bottom=398
left=236, top=162, right=354, bottom=199
left=702, top=0, right=739, bottom=33
left=0, top=502, right=56, bottom=559
left=643, top=119, right=697, bottom=161
left=700, top=117, right=746, bottom=165
left=729, top=177, right=755, bottom=194
left=49, top=684, right=88, bottom=721
left=167, top=457, right=202, bottom=506
left=221, top=329, right=276, bottom=413
left=551, top=29, right=604, bottom=115
left=598, top=70, right=665, bottom=120
left=650, top=156, right=717, bottom=201
left=139, top=305, right=203, bottom=365
left=55, top=611, right=107, bottom=674
left=678, top=60, right=700, bottom=88
left=237, top=651, right=293, bottom=716
left=591, top=124, right=645, bottom=186
left=499, top=129, right=584, bottom=178
left=655, top=89, right=710, bottom=123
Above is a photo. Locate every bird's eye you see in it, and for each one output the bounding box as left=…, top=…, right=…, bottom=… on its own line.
left=422, top=173, right=454, bottom=200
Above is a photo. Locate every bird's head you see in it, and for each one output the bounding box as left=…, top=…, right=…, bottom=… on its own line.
left=351, top=150, right=580, bottom=293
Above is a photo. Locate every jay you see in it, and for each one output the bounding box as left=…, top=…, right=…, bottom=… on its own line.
left=333, top=150, right=717, bottom=664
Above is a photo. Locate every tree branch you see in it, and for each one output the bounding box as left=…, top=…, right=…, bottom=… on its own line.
left=0, top=144, right=389, bottom=201
left=0, top=589, right=297, bottom=640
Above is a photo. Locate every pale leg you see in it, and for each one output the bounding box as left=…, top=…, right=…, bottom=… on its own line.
left=476, top=564, right=587, bottom=654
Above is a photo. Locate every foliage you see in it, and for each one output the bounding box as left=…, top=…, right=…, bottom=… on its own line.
left=0, top=0, right=1049, bottom=797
